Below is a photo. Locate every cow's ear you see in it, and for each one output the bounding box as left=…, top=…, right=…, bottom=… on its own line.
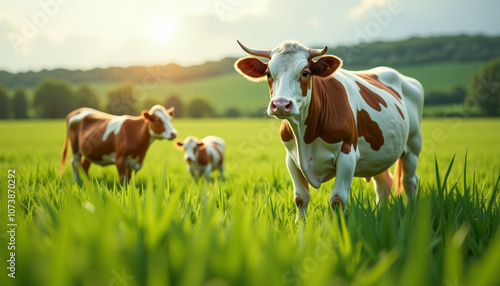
left=197, top=142, right=205, bottom=149
left=141, top=110, right=152, bottom=120
left=235, top=57, right=268, bottom=82
left=174, top=141, right=184, bottom=150
left=310, top=55, right=342, bottom=77
left=167, top=107, right=175, bottom=119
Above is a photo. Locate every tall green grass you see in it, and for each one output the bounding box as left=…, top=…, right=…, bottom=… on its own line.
left=0, top=118, right=499, bottom=286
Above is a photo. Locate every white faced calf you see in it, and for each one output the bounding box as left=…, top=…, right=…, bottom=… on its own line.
left=175, top=136, right=225, bottom=180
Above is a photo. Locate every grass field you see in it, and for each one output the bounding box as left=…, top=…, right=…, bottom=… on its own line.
left=24, top=61, right=484, bottom=115
left=1, top=118, right=499, bottom=286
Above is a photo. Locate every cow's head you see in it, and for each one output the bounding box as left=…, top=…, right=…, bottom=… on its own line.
left=235, top=41, right=342, bottom=119
left=174, top=136, right=204, bottom=163
left=141, top=105, right=177, bottom=140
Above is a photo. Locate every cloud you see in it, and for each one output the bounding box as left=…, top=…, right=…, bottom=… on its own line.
left=348, top=0, right=388, bottom=19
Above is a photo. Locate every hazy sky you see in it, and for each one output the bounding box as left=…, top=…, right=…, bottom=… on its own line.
left=1, top=0, right=499, bottom=72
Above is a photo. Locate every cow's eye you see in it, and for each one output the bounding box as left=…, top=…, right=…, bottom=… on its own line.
left=265, top=71, right=271, bottom=79
left=302, top=70, right=309, bottom=78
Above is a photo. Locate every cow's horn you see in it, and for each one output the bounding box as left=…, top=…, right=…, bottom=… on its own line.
left=309, top=46, right=328, bottom=58
left=237, top=40, right=271, bottom=59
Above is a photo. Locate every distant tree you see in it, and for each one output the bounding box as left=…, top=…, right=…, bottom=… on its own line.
left=75, top=85, right=100, bottom=109
left=0, top=84, right=10, bottom=119
left=187, top=96, right=215, bottom=118
left=449, top=85, right=467, bottom=103
left=12, top=86, right=28, bottom=119
left=165, top=94, right=184, bottom=117
left=141, top=96, right=163, bottom=111
left=248, top=106, right=267, bottom=118
left=425, top=85, right=467, bottom=106
left=105, top=82, right=137, bottom=115
left=33, top=79, right=76, bottom=118
left=424, top=91, right=445, bottom=106
left=224, top=107, right=241, bottom=118
left=467, top=57, right=500, bottom=116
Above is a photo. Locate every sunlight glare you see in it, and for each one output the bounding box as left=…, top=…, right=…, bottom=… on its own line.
left=150, top=18, right=175, bottom=42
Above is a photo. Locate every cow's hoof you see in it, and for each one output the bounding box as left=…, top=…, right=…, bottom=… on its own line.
left=330, top=195, right=343, bottom=211
left=294, top=195, right=304, bottom=208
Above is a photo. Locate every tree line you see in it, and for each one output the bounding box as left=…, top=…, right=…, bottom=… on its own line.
left=1, top=35, right=500, bottom=88
left=422, top=57, right=500, bottom=116
left=2, top=53, right=500, bottom=119
left=333, top=34, right=500, bottom=67
left=0, top=78, right=245, bottom=119
left=1, top=55, right=498, bottom=119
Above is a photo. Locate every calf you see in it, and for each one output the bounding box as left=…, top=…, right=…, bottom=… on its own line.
left=60, top=105, right=177, bottom=183
left=175, top=136, right=225, bottom=180
left=235, top=40, right=424, bottom=221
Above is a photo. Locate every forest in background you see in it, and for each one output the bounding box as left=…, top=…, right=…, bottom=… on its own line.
left=0, top=34, right=499, bottom=118
left=1, top=35, right=499, bottom=88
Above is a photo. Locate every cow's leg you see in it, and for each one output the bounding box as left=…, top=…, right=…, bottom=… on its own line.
left=187, top=165, right=197, bottom=180
left=129, top=165, right=142, bottom=180
left=286, top=154, right=310, bottom=223
left=219, top=163, right=224, bottom=178
left=329, top=152, right=356, bottom=213
left=81, top=157, right=91, bottom=177
left=204, top=165, right=212, bottom=181
left=115, top=156, right=128, bottom=184
left=401, top=135, right=421, bottom=202
left=71, top=152, right=82, bottom=182
left=373, top=169, right=393, bottom=203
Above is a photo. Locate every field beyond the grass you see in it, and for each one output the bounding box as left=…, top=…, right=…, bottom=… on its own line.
left=0, top=118, right=499, bottom=286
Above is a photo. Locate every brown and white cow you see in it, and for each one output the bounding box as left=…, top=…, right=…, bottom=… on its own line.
left=174, top=136, right=225, bottom=180
left=60, top=105, right=177, bottom=183
left=235, top=41, right=423, bottom=221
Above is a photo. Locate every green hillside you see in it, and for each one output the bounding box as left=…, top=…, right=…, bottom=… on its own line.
left=346, top=61, right=485, bottom=92
left=72, top=61, right=483, bottom=114
left=3, top=34, right=498, bottom=117
left=83, top=73, right=270, bottom=114
left=1, top=34, right=498, bottom=89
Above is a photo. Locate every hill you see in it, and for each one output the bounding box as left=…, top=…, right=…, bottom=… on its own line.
left=1, top=34, right=499, bottom=88
left=332, top=34, right=500, bottom=66
left=22, top=61, right=483, bottom=115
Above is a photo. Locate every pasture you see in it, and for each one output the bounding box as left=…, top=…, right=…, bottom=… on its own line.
left=0, top=118, right=499, bottom=286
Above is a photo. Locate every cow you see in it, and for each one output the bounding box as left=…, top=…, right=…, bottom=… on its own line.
left=174, top=136, right=225, bottom=180
left=234, top=40, right=423, bottom=221
left=60, top=105, right=177, bottom=184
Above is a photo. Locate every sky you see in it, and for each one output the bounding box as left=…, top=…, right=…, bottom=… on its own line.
left=0, top=0, right=499, bottom=73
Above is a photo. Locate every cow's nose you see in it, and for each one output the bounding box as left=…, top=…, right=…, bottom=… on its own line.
left=271, top=99, right=293, bottom=114
left=170, top=132, right=177, bottom=139
left=186, top=157, right=192, bottom=162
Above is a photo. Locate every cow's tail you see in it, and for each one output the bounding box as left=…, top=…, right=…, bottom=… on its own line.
left=394, top=158, right=404, bottom=195
left=60, top=125, right=69, bottom=175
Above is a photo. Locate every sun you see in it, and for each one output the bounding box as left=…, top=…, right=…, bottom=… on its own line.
left=150, top=18, right=175, bottom=42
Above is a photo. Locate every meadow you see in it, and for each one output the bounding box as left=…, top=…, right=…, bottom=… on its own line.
left=0, top=117, right=499, bottom=286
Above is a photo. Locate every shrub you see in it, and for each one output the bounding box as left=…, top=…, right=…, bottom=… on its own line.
left=105, top=82, right=137, bottom=115
left=34, top=78, right=76, bottom=118
left=186, top=96, right=215, bottom=118
left=12, top=86, right=28, bottom=119
left=165, top=95, right=184, bottom=117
